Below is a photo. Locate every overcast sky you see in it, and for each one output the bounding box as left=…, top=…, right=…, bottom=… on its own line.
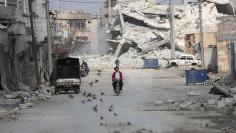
left=50, top=0, right=195, bottom=14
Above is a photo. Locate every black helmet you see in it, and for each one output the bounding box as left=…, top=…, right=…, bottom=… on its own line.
left=114, top=66, right=119, bottom=70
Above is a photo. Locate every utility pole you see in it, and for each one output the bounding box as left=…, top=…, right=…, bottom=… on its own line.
left=170, top=0, right=175, bottom=59
left=28, top=0, right=40, bottom=86
left=229, top=42, right=235, bottom=80
left=199, top=0, right=205, bottom=69
left=182, top=0, right=184, bottom=5
left=45, top=0, right=52, bottom=74
left=108, top=0, right=112, bottom=26
left=4, top=0, right=7, bottom=6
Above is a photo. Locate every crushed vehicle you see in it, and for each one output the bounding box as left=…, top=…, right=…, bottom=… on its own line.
left=169, top=54, right=201, bottom=66
left=54, top=57, right=81, bottom=94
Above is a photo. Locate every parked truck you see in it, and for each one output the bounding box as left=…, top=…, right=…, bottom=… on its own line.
left=54, top=57, right=81, bottom=94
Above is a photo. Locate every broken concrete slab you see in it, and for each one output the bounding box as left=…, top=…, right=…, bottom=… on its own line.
left=209, top=86, right=234, bottom=98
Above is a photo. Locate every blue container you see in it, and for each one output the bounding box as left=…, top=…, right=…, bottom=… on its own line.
left=143, top=59, right=159, bottom=68
left=186, top=69, right=208, bottom=85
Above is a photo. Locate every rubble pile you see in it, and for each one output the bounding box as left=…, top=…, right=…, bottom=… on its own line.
left=152, top=75, right=236, bottom=114
left=2, top=84, right=54, bottom=110
left=152, top=94, right=236, bottom=113
left=110, top=0, right=228, bottom=51
left=84, top=48, right=183, bottom=68
left=84, top=0, right=232, bottom=68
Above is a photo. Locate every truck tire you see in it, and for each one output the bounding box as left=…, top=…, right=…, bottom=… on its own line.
left=74, top=86, right=80, bottom=94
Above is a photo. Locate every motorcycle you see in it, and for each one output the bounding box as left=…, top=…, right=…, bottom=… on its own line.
left=113, top=80, right=121, bottom=96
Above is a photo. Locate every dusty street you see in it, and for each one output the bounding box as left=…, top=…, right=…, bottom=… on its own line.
left=0, top=68, right=222, bottom=133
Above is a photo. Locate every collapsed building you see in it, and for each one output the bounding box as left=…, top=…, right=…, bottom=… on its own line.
left=92, top=0, right=235, bottom=68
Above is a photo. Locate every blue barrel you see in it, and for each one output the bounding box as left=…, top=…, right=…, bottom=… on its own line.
left=185, top=69, right=207, bottom=85
left=143, top=59, right=159, bottom=68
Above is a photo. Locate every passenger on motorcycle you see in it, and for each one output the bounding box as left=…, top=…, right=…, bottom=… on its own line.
left=112, top=67, right=124, bottom=91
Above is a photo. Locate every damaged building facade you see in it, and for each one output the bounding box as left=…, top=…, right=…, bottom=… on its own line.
left=52, top=10, right=100, bottom=56
left=0, top=0, right=50, bottom=90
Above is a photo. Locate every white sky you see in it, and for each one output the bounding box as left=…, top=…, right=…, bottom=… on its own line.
left=50, top=0, right=196, bottom=14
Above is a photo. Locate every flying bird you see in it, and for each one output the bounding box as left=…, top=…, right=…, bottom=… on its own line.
left=93, top=105, right=98, bottom=113
left=82, top=91, right=87, bottom=96
left=127, top=121, right=132, bottom=126
left=100, top=116, right=104, bottom=120
left=89, top=81, right=94, bottom=87
left=101, top=92, right=105, bottom=96
left=100, top=123, right=104, bottom=126
left=87, top=99, right=92, bottom=102
left=86, top=93, right=92, bottom=97
left=81, top=100, right=86, bottom=104
left=68, top=94, right=74, bottom=99
left=95, top=79, right=99, bottom=83
left=96, top=70, right=102, bottom=73
left=97, top=72, right=101, bottom=77
left=113, top=113, right=118, bottom=116
left=92, top=96, right=97, bottom=100
left=99, top=98, right=104, bottom=103
left=109, top=105, right=113, bottom=112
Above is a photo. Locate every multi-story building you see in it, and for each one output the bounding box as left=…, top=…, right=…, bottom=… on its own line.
left=0, top=0, right=49, bottom=90
left=53, top=10, right=100, bottom=56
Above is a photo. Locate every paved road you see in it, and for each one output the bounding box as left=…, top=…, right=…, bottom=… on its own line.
left=0, top=69, right=216, bottom=133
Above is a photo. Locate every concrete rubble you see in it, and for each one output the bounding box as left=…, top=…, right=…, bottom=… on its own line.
left=79, top=48, right=183, bottom=68
left=83, top=0, right=233, bottom=68
left=151, top=75, right=236, bottom=115
left=0, top=84, right=53, bottom=112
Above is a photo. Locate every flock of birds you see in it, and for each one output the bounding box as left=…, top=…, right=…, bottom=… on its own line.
left=67, top=69, right=133, bottom=132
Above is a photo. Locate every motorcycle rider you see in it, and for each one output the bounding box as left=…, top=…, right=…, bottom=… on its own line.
left=112, top=67, right=123, bottom=91
left=115, top=58, right=120, bottom=67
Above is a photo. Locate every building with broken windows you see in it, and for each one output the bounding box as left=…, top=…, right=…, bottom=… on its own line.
left=52, top=10, right=100, bottom=56
left=0, top=0, right=50, bottom=90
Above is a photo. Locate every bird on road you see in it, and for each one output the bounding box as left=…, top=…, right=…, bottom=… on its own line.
left=93, top=105, right=98, bottom=113
left=95, top=79, right=99, bottom=83
left=100, top=123, right=104, bottom=126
